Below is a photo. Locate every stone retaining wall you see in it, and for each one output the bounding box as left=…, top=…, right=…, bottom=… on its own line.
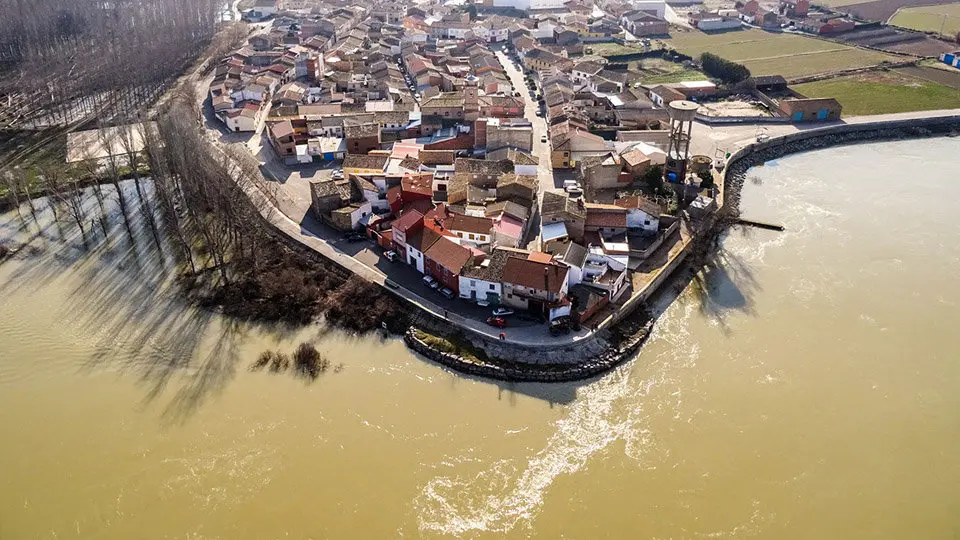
left=403, top=320, right=654, bottom=383
left=723, top=115, right=960, bottom=211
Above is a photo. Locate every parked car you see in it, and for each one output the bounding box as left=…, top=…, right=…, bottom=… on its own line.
left=540, top=135, right=547, bottom=143
left=535, top=110, right=543, bottom=117
left=422, top=275, right=438, bottom=288
left=486, top=316, right=507, bottom=328
left=384, top=250, right=398, bottom=262
left=332, top=169, right=344, bottom=180
left=549, top=316, right=572, bottom=336
left=345, top=232, right=365, bottom=242
left=476, top=299, right=490, bottom=307
left=439, top=287, right=455, bottom=299
left=492, top=308, right=514, bottom=317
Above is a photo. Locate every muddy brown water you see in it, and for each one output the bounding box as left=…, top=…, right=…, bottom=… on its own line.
left=1, top=138, right=959, bottom=538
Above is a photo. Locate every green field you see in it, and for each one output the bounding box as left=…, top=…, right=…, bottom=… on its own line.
left=793, top=71, right=960, bottom=115
left=664, top=28, right=900, bottom=78
left=890, top=4, right=960, bottom=36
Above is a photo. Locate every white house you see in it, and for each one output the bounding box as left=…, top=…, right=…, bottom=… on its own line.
left=571, top=61, right=604, bottom=88
left=532, top=20, right=559, bottom=39
left=477, top=20, right=510, bottom=43
left=492, top=0, right=564, bottom=10
left=458, top=272, right=503, bottom=303
left=633, top=0, right=666, bottom=19
left=615, top=196, right=661, bottom=235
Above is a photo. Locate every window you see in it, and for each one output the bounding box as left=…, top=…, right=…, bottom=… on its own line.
left=471, top=280, right=476, bottom=286
left=457, top=232, right=463, bottom=237
left=444, top=111, right=449, bottom=116
left=468, top=233, right=475, bottom=240
left=507, top=293, right=513, bottom=299
left=489, top=284, right=496, bottom=290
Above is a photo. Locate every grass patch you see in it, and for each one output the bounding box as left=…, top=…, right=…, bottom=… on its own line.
left=742, top=48, right=896, bottom=78
left=587, top=42, right=648, bottom=57
left=793, top=71, right=960, bottom=115
left=663, top=28, right=898, bottom=78
left=890, top=4, right=960, bottom=36
left=412, top=328, right=490, bottom=364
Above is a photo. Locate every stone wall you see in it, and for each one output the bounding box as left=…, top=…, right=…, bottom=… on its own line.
left=723, top=116, right=960, bottom=211
left=403, top=319, right=653, bottom=382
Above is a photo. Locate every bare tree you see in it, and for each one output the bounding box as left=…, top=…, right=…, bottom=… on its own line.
left=62, top=174, right=89, bottom=246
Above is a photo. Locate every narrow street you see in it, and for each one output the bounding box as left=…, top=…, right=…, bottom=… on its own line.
left=494, top=49, right=555, bottom=199
left=495, top=48, right=557, bottom=250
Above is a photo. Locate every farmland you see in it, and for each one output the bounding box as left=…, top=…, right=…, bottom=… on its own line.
left=663, top=29, right=900, bottom=78
left=793, top=70, right=960, bottom=114
left=834, top=0, right=960, bottom=23
left=889, top=3, right=960, bottom=37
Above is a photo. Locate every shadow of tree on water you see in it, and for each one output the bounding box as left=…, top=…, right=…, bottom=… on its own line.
left=0, top=181, right=260, bottom=425
left=688, top=230, right=763, bottom=337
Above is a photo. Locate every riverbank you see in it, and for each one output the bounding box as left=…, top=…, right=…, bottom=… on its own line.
left=721, top=115, right=960, bottom=212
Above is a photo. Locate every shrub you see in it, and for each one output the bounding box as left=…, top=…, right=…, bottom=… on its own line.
left=292, top=342, right=329, bottom=380
left=251, top=350, right=275, bottom=371
left=269, top=352, right=290, bottom=373
left=700, top=52, right=750, bottom=84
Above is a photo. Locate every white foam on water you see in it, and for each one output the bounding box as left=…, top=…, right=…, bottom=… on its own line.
left=413, top=365, right=642, bottom=536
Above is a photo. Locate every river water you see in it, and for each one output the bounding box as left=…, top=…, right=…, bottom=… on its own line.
left=2, top=138, right=959, bottom=538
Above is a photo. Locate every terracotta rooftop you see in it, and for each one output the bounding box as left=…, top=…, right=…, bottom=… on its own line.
left=425, top=236, right=473, bottom=273
left=392, top=209, right=424, bottom=233
left=449, top=212, right=494, bottom=235
left=343, top=154, right=389, bottom=171
left=501, top=257, right=569, bottom=294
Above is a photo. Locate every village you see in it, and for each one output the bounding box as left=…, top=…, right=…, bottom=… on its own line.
left=200, top=0, right=960, bottom=339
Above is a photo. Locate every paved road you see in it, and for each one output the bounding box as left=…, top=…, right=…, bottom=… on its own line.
left=495, top=48, right=565, bottom=250
left=495, top=49, right=554, bottom=199
left=691, top=108, right=960, bottom=165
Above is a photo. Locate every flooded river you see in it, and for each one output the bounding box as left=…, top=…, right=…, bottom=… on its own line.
left=2, top=137, right=960, bottom=538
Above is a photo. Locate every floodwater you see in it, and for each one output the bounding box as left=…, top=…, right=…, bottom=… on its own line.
left=2, top=137, right=960, bottom=538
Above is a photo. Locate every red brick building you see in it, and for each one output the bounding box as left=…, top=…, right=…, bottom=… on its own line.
left=424, top=236, right=474, bottom=294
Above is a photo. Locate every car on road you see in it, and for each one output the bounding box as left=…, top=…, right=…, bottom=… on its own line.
left=540, top=135, right=547, bottom=143
left=344, top=232, right=365, bottom=242
left=384, top=250, right=398, bottom=262
left=492, top=308, right=514, bottom=317
left=486, top=316, right=507, bottom=328
left=439, top=287, right=455, bottom=299
left=332, top=169, right=344, bottom=180
left=535, top=110, right=543, bottom=117
left=422, top=275, right=439, bottom=289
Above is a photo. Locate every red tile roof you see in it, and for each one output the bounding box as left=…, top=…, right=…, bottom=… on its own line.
left=449, top=213, right=494, bottom=235
left=585, top=208, right=627, bottom=228
left=501, top=257, right=569, bottom=294
left=401, top=173, right=433, bottom=197
left=424, top=236, right=472, bottom=273
left=392, top=209, right=424, bottom=233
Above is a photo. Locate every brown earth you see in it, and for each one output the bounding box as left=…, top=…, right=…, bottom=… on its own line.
left=836, top=0, right=960, bottom=23
left=896, top=64, right=960, bottom=88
